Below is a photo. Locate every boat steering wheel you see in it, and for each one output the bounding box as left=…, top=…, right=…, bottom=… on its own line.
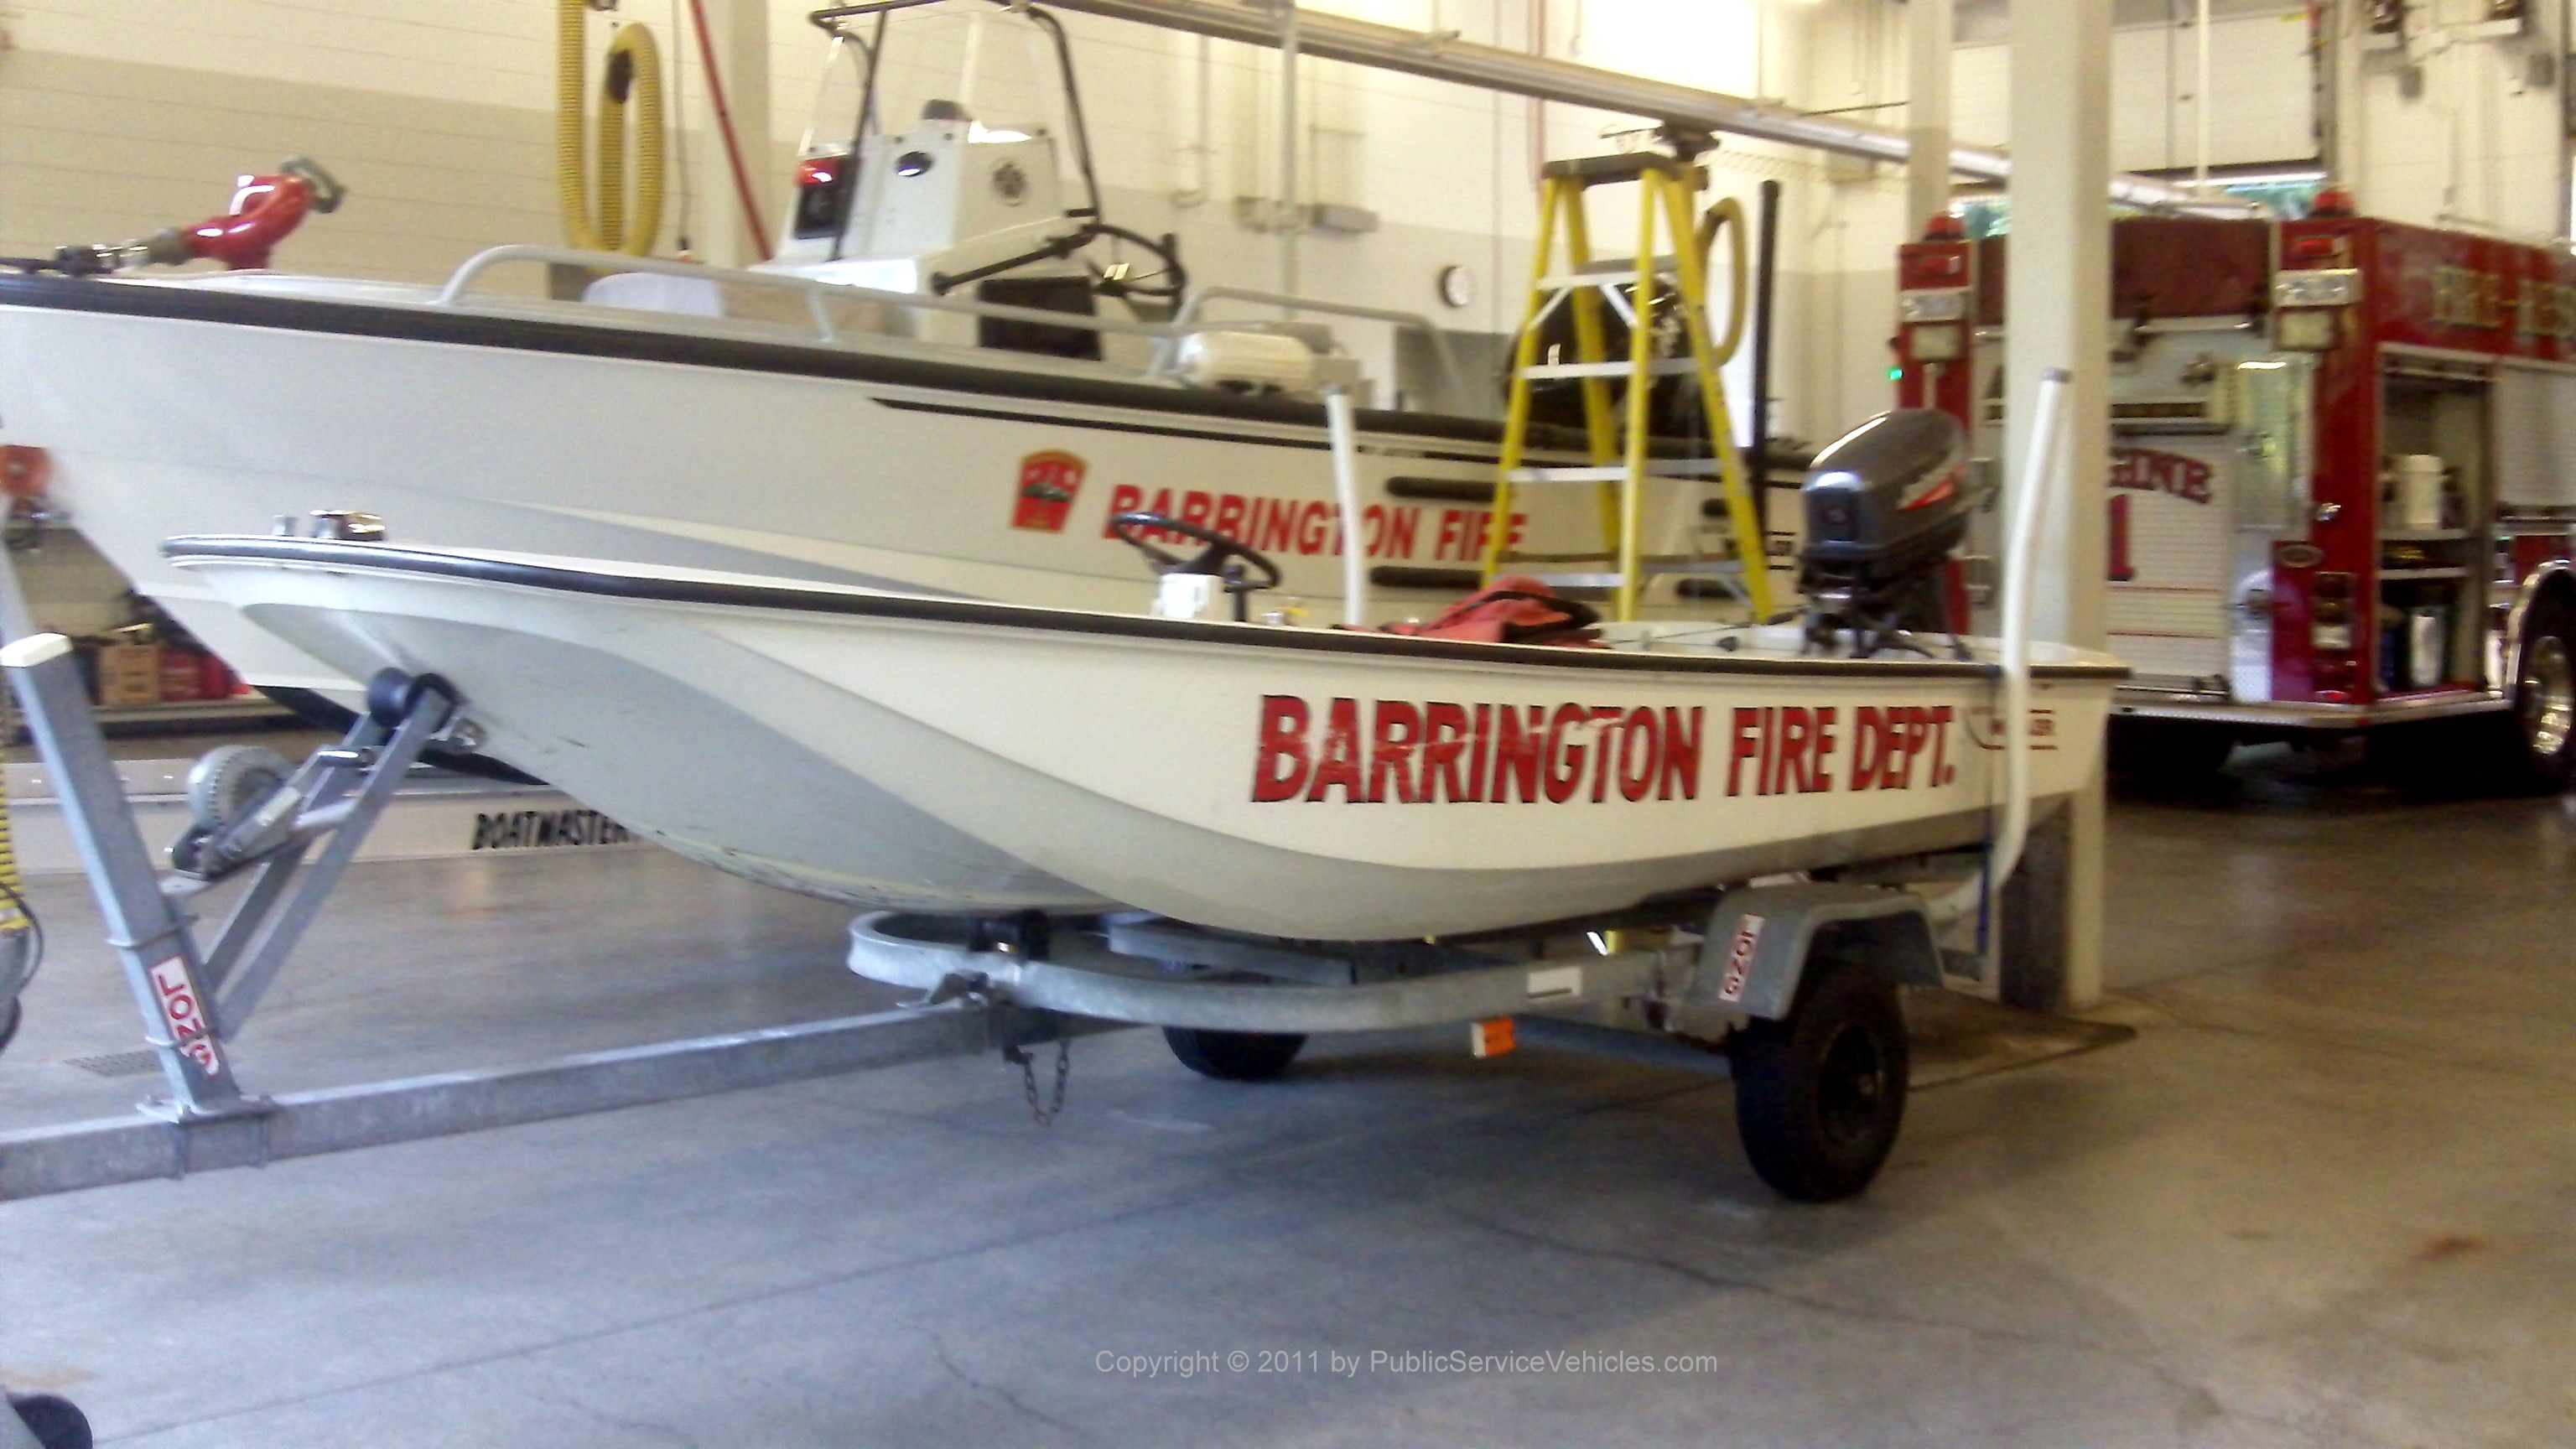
left=1109, top=512, right=1282, bottom=619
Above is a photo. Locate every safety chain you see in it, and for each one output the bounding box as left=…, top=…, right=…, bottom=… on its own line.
left=1003, top=1038, right=1072, bottom=1126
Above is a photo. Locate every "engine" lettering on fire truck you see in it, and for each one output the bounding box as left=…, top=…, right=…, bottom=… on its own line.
left=2110, top=448, right=2213, bottom=504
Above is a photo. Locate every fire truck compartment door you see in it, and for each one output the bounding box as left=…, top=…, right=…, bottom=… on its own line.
left=2100, top=358, right=2308, bottom=693
left=2232, top=356, right=2313, bottom=535
left=2224, top=356, right=2314, bottom=702
left=2107, top=434, right=2241, bottom=688
left=2491, top=365, right=2576, bottom=509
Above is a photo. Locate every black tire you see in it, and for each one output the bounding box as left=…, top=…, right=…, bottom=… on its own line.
left=1164, top=1027, right=1306, bottom=1082
left=2107, top=718, right=2236, bottom=782
left=10, top=1394, right=92, bottom=1449
left=184, top=744, right=295, bottom=833
left=2368, top=715, right=2479, bottom=795
left=1729, top=958, right=1909, bottom=1202
left=0, top=997, right=19, bottom=1058
left=2499, top=595, right=2576, bottom=793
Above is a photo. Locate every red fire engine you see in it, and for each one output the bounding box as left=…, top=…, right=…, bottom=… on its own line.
left=1893, top=200, right=2576, bottom=788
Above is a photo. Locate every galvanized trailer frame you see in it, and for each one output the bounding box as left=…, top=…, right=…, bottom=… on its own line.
left=849, top=891, right=1948, bottom=1038
left=0, top=645, right=1105, bottom=1202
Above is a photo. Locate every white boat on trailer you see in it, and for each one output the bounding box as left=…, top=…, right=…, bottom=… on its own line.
left=143, top=404, right=2122, bottom=1200
left=165, top=544, right=2121, bottom=942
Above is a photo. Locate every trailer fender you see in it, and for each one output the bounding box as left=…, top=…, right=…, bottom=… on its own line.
left=1690, top=883, right=1940, bottom=1022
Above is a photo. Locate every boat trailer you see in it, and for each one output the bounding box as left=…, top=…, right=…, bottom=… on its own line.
left=0, top=614, right=1972, bottom=1211
left=0, top=376, right=2102, bottom=1224
left=0, top=609, right=2009, bottom=1449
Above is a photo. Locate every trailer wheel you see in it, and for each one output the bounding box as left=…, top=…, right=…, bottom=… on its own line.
left=2503, top=597, right=2576, bottom=792
left=1164, top=1027, right=1306, bottom=1082
left=0, top=997, right=19, bottom=1057
left=1729, top=958, right=1909, bottom=1202
left=10, top=1393, right=92, bottom=1449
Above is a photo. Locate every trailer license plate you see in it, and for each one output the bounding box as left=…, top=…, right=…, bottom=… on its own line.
left=1717, top=915, right=1765, bottom=1004
left=145, top=956, right=222, bottom=1076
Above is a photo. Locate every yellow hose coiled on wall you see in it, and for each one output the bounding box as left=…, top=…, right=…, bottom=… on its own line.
left=1697, top=194, right=1750, bottom=368
left=558, top=1, right=666, bottom=255
left=0, top=780, right=23, bottom=937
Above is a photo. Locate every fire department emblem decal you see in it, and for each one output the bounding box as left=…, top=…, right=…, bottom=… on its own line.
left=1011, top=449, right=1086, bottom=532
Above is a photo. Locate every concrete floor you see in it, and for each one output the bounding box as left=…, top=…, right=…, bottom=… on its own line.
left=2, top=747, right=2570, bottom=1447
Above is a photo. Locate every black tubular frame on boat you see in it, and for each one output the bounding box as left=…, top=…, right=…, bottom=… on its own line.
left=160, top=536, right=2131, bottom=683
left=804, top=0, right=1191, bottom=300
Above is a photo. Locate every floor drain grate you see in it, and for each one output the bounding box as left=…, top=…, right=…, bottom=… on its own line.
left=62, top=1050, right=163, bottom=1078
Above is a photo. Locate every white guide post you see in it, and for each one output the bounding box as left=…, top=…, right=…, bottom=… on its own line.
left=1991, top=369, right=2070, bottom=896
left=2003, top=0, right=2111, bottom=1010
left=1905, top=0, right=1955, bottom=236
left=1325, top=386, right=1367, bottom=626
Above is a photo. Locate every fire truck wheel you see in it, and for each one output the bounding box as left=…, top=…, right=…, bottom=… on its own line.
left=2107, top=719, right=2236, bottom=781
left=1164, top=1027, right=1306, bottom=1081
left=2504, top=598, right=2576, bottom=793
left=1729, top=957, right=1909, bottom=1202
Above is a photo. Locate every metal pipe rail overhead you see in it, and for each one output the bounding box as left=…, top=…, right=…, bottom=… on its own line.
left=1036, top=0, right=2246, bottom=216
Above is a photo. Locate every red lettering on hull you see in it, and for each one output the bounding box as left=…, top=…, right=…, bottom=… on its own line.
left=1253, top=695, right=1961, bottom=803
left=1092, top=486, right=1516, bottom=563
left=1252, top=695, right=1707, bottom=804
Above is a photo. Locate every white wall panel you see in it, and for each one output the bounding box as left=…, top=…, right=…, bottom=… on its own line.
left=1951, top=8, right=2312, bottom=169
left=2338, top=14, right=2568, bottom=238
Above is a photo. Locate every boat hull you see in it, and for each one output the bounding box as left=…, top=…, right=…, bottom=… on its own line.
left=174, top=539, right=2123, bottom=940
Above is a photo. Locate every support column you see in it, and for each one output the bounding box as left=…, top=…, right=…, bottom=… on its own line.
left=1904, top=0, right=1955, bottom=236
left=2003, top=0, right=2111, bottom=1010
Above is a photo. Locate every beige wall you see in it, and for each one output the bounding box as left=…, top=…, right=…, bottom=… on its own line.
left=0, top=49, right=554, bottom=283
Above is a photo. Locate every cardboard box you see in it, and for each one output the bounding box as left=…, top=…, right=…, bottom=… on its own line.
left=95, top=641, right=161, bottom=706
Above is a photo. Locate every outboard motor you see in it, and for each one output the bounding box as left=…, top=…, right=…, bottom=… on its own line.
left=1798, top=409, right=1974, bottom=656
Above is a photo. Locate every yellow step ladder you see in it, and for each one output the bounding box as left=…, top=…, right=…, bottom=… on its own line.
left=1479, top=150, right=1769, bottom=623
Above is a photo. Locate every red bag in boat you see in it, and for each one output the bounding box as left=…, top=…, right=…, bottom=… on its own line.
left=1380, top=575, right=1603, bottom=647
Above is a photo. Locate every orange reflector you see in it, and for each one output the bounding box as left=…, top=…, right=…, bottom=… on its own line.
left=1469, top=1018, right=1516, bottom=1057
left=0, top=444, right=50, bottom=500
